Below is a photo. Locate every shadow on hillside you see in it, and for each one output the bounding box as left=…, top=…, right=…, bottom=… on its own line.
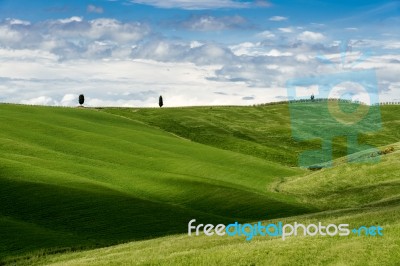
left=0, top=177, right=314, bottom=264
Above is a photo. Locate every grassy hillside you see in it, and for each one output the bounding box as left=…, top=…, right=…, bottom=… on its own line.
left=0, top=103, right=399, bottom=265
left=279, top=142, right=400, bottom=210
left=102, top=104, right=400, bottom=166
left=22, top=205, right=400, bottom=266
left=0, top=104, right=308, bottom=264
left=20, top=140, right=400, bottom=266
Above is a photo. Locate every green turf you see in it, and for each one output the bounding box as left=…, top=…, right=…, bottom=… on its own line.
left=21, top=205, right=400, bottom=266
left=0, top=104, right=309, bottom=263
left=0, top=103, right=399, bottom=265
left=279, top=142, right=400, bottom=210
left=101, top=103, right=400, bottom=166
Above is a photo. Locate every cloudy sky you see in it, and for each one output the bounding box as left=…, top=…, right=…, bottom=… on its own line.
left=0, top=0, right=399, bottom=107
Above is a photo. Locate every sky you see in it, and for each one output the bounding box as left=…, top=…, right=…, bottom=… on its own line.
left=0, top=0, right=399, bottom=107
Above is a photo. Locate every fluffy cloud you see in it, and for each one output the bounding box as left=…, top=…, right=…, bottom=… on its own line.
left=129, top=0, right=270, bottom=10
left=229, top=42, right=291, bottom=57
left=130, top=40, right=235, bottom=65
left=298, top=31, right=326, bottom=42
left=87, top=5, right=104, bottom=14
left=269, top=16, right=288, bottom=21
left=278, top=27, right=294, bottom=33
left=0, top=17, right=150, bottom=60
left=21, top=96, right=58, bottom=106
left=174, top=15, right=250, bottom=31
left=256, top=30, right=275, bottom=39
left=0, top=54, right=281, bottom=107
left=0, top=16, right=399, bottom=107
left=0, top=25, right=23, bottom=44
left=383, top=42, right=400, bottom=50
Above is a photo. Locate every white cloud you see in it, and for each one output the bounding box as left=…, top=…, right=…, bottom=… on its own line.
left=256, top=30, right=275, bottom=39
left=87, top=4, right=104, bottom=14
left=0, top=25, right=23, bottom=44
left=298, top=31, right=325, bottom=42
left=132, top=0, right=243, bottom=9
left=278, top=27, right=293, bottom=33
left=0, top=17, right=151, bottom=60
left=190, top=41, right=204, bottom=49
left=0, top=50, right=256, bottom=106
left=6, top=18, right=31, bottom=26
left=230, top=43, right=292, bottom=57
left=265, top=49, right=292, bottom=57
left=269, top=16, right=288, bottom=21
left=229, top=42, right=258, bottom=56
left=130, top=40, right=235, bottom=65
left=0, top=16, right=399, bottom=107
left=57, top=16, right=83, bottom=24
left=0, top=44, right=302, bottom=107
left=384, top=42, right=400, bottom=49
left=329, top=82, right=374, bottom=105
left=60, top=94, right=77, bottom=106
left=295, top=54, right=310, bottom=62
left=295, top=85, right=319, bottom=97
left=129, top=0, right=270, bottom=10
left=0, top=48, right=59, bottom=61
left=21, top=96, right=58, bottom=106
left=87, top=19, right=147, bottom=43
left=177, top=15, right=249, bottom=31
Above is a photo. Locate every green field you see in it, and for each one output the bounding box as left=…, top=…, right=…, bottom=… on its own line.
left=0, top=103, right=399, bottom=265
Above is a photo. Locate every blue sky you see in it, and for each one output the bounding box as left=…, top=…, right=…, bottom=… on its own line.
left=0, top=0, right=399, bottom=106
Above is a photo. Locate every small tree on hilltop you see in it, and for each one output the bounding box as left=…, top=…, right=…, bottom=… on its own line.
left=311, top=94, right=315, bottom=101
left=79, top=94, right=85, bottom=106
left=159, top=95, right=163, bottom=108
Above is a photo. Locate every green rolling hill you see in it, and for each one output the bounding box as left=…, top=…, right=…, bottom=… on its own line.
left=102, top=104, right=400, bottom=166
left=0, top=103, right=399, bottom=265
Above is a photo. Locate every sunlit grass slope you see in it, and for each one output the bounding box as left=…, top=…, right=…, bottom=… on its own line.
left=1, top=103, right=399, bottom=265
left=279, top=142, right=400, bottom=210
left=103, top=104, right=400, bottom=167
left=0, top=104, right=309, bottom=263
left=26, top=207, right=400, bottom=266
left=24, top=144, right=400, bottom=266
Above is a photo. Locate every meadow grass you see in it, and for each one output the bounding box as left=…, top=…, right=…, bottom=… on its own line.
left=22, top=204, right=400, bottom=266
left=102, top=103, right=400, bottom=167
left=0, top=104, right=307, bottom=263
left=0, top=103, right=399, bottom=265
left=279, top=142, right=400, bottom=210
